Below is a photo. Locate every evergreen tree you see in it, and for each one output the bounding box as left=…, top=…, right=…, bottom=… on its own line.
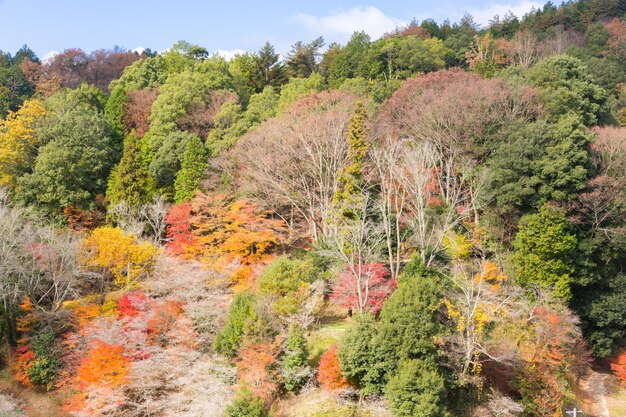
left=334, top=100, right=369, bottom=218
left=510, top=205, right=578, bottom=300
left=174, top=135, right=208, bottom=203
left=108, top=130, right=152, bottom=207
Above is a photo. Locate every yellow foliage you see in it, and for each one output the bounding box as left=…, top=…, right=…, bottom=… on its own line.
left=82, top=227, right=158, bottom=287
left=0, top=99, right=45, bottom=188
left=443, top=231, right=472, bottom=260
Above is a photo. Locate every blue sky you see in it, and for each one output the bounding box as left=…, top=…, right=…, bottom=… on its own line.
left=0, top=0, right=549, bottom=60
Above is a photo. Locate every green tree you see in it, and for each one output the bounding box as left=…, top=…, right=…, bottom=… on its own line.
left=280, top=325, right=311, bottom=392
left=107, top=130, right=152, bottom=207
left=510, top=205, right=577, bottom=300
left=527, top=55, right=610, bottom=125
left=253, top=42, right=286, bottom=91
left=257, top=257, right=317, bottom=316
left=384, top=359, right=448, bottom=417
left=334, top=100, right=369, bottom=218
left=338, top=312, right=380, bottom=394
left=174, top=135, right=208, bottom=203
left=17, top=85, right=117, bottom=214
left=225, top=388, right=271, bottom=417
left=285, top=37, right=325, bottom=78
left=214, top=292, right=258, bottom=358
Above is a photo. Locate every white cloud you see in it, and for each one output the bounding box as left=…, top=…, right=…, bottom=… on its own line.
left=292, top=6, right=406, bottom=41
left=213, top=48, right=246, bottom=61
left=467, top=1, right=545, bottom=27
left=42, top=50, right=59, bottom=64
left=132, top=46, right=146, bottom=55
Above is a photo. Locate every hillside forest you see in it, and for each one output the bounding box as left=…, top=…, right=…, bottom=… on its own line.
left=1, top=1, right=626, bottom=416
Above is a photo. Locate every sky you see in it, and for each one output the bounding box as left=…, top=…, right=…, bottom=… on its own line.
left=0, top=0, right=550, bottom=60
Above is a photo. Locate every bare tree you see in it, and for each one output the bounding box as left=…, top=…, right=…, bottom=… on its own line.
left=109, top=196, right=169, bottom=245
left=236, top=90, right=358, bottom=241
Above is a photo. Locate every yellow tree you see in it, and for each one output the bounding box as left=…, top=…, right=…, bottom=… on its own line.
left=0, top=99, right=45, bottom=188
left=81, top=226, right=158, bottom=287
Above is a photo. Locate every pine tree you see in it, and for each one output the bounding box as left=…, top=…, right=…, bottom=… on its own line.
left=108, top=130, right=151, bottom=207
left=334, top=100, right=369, bottom=218
left=173, top=135, right=208, bottom=203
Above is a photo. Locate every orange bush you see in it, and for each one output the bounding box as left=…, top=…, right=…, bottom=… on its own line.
left=317, top=344, right=350, bottom=391
left=610, top=349, right=626, bottom=385
left=75, top=340, right=130, bottom=389
left=236, top=340, right=281, bottom=403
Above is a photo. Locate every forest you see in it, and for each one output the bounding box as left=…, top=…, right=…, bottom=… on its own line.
left=1, top=0, right=626, bottom=416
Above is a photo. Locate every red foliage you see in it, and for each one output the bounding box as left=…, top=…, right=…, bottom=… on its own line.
left=236, top=340, right=281, bottom=403
left=117, top=291, right=149, bottom=318
left=331, top=262, right=396, bottom=314
left=165, top=202, right=199, bottom=257
left=610, top=349, right=626, bottom=385
left=12, top=346, right=35, bottom=387
left=124, top=88, right=159, bottom=138
left=317, top=344, right=350, bottom=392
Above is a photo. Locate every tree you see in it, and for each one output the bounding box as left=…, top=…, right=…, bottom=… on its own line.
left=165, top=202, right=199, bottom=257
left=173, top=135, right=208, bottom=203
left=610, top=349, right=626, bottom=384
left=253, top=42, right=286, bottom=91
left=331, top=262, right=395, bottom=314
left=214, top=292, right=258, bottom=358
left=81, top=226, right=158, bottom=287
left=384, top=359, right=448, bottom=417
left=236, top=90, right=358, bottom=241
left=510, top=205, right=577, bottom=300
left=280, top=325, right=311, bottom=392
left=285, top=37, right=325, bottom=78
left=258, top=257, right=317, bottom=317
left=338, top=312, right=380, bottom=393
left=527, top=55, right=610, bottom=125
left=17, top=85, right=118, bottom=214
left=107, top=130, right=152, bottom=207
left=334, top=100, right=369, bottom=218
left=236, top=340, right=281, bottom=403
left=225, top=388, right=271, bottom=417
left=124, top=88, right=159, bottom=138
left=0, top=99, right=45, bottom=189
left=465, top=33, right=505, bottom=78
left=317, top=344, right=350, bottom=392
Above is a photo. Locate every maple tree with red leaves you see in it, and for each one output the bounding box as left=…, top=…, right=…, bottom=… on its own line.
left=331, top=262, right=396, bottom=314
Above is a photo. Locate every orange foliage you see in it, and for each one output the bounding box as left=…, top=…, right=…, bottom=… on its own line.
left=610, top=349, right=626, bottom=385
left=165, top=202, right=200, bottom=257
left=191, top=193, right=286, bottom=288
left=75, top=340, right=130, bottom=389
left=317, top=344, right=350, bottom=392
left=236, top=340, right=282, bottom=403
left=64, top=205, right=105, bottom=231
left=12, top=346, right=35, bottom=387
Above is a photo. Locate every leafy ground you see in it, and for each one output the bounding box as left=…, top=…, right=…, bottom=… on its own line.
left=0, top=367, right=64, bottom=417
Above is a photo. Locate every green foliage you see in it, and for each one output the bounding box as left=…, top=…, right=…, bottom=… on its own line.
left=174, top=135, right=208, bottom=203
left=527, top=55, right=610, bottom=125
left=510, top=205, right=577, bottom=300
left=339, top=258, right=445, bottom=395
left=257, top=257, right=317, bottom=316
left=280, top=325, right=311, bottom=392
left=338, top=312, right=380, bottom=394
left=107, top=130, right=152, bottom=206
left=206, top=87, right=279, bottom=156
left=149, top=130, right=196, bottom=193
left=276, top=74, right=325, bottom=113
left=27, top=330, right=60, bottom=390
left=17, top=85, right=118, bottom=213
left=373, top=261, right=445, bottom=386
left=487, top=117, right=592, bottom=213
left=214, top=292, right=258, bottom=358
left=384, top=359, right=448, bottom=417
left=104, top=86, right=128, bottom=139
left=224, top=388, right=271, bottom=417
left=334, top=101, right=369, bottom=218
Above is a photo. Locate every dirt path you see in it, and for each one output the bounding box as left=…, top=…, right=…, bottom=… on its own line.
left=578, top=371, right=610, bottom=417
